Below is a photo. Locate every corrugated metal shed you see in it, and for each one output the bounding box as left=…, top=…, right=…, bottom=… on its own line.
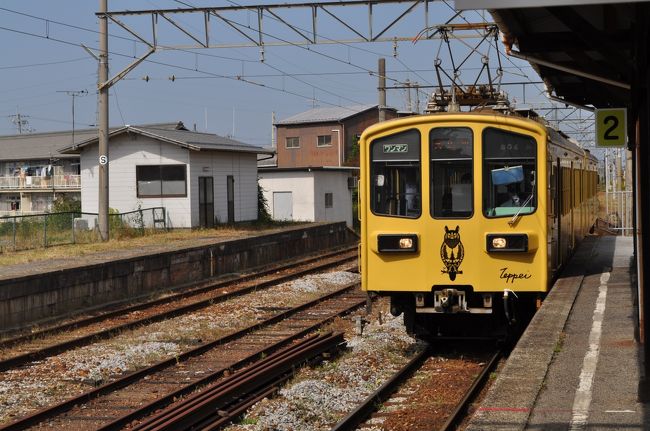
left=59, top=123, right=273, bottom=155
left=0, top=122, right=184, bottom=162
left=275, top=104, right=380, bottom=125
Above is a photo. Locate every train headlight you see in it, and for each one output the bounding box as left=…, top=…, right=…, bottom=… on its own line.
left=486, top=234, right=528, bottom=252
left=378, top=234, right=418, bottom=253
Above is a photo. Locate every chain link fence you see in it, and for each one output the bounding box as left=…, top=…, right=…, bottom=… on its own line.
left=0, top=207, right=167, bottom=252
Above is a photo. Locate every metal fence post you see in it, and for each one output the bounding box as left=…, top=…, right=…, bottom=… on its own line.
left=12, top=216, right=16, bottom=250
left=71, top=212, right=76, bottom=244
left=44, top=214, right=48, bottom=247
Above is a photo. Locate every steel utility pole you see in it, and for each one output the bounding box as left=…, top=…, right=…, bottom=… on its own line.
left=98, top=0, right=109, bottom=241
left=378, top=58, right=386, bottom=122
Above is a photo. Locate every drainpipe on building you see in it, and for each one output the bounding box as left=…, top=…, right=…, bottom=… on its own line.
left=332, top=128, right=342, bottom=167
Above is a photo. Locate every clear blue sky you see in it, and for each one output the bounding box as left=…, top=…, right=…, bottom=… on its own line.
left=0, top=1, right=553, bottom=148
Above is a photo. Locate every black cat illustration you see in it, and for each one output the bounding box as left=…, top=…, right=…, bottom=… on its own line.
left=441, top=225, right=464, bottom=281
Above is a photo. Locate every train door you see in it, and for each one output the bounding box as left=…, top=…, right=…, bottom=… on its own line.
left=550, top=158, right=560, bottom=277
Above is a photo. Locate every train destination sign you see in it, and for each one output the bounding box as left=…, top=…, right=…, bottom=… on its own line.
left=383, top=143, right=408, bottom=153
left=596, top=108, right=627, bottom=148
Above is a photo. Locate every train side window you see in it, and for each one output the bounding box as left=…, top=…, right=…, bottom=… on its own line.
left=370, top=129, right=421, bottom=218
left=429, top=127, right=473, bottom=218
left=483, top=128, right=537, bottom=218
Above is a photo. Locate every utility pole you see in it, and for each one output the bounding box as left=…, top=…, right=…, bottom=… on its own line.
left=57, top=90, right=88, bottom=145
left=405, top=79, right=412, bottom=113
left=271, top=112, right=277, bottom=149
left=98, top=0, right=109, bottom=241
left=10, top=111, right=33, bottom=134
left=378, top=58, right=386, bottom=122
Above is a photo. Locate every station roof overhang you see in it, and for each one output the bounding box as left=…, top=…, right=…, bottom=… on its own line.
left=455, top=1, right=642, bottom=109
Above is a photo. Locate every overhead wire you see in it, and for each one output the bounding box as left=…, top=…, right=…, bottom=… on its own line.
left=172, top=0, right=367, bottom=106
left=0, top=23, right=357, bottom=111
left=0, top=6, right=258, bottom=64
left=181, top=0, right=437, bottom=93
left=1, top=4, right=370, bottom=110
left=0, top=57, right=88, bottom=70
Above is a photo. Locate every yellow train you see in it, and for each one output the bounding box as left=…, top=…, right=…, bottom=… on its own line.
left=359, top=111, right=598, bottom=339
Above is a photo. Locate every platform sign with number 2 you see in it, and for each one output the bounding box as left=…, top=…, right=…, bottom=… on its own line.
left=596, top=108, right=626, bottom=147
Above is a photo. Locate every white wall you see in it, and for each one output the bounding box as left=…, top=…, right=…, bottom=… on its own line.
left=258, top=170, right=354, bottom=227
left=189, top=151, right=259, bottom=225
left=258, top=172, right=315, bottom=223
left=313, top=171, right=353, bottom=227
left=80, top=134, right=192, bottom=227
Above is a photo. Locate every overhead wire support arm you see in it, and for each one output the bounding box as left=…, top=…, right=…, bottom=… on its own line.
left=98, top=47, right=156, bottom=91
left=100, top=1, right=490, bottom=49
left=212, top=12, right=260, bottom=46
left=264, top=8, right=313, bottom=44
left=372, top=1, right=420, bottom=42
left=160, top=12, right=207, bottom=47
left=319, top=6, right=368, bottom=42
left=106, top=14, right=154, bottom=48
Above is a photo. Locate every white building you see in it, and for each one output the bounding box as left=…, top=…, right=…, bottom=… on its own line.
left=60, top=122, right=273, bottom=228
left=258, top=167, right=357, bottom=228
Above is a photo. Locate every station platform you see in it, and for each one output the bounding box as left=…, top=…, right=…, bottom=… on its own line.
left=0, top=222, right=355, bottom=335
left=466, top=235, right=649, bottom=430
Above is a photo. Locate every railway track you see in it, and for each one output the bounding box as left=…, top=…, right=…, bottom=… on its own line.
left=332, top=347, right=501, bottom=431
left=127, top=331, right=345, bottom=431
left=1, top=281, right=366, bottom=431
left=0, top=245, right=357, bottom=372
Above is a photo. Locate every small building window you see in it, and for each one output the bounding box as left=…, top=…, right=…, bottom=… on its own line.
left=325, top=192, right=333, bottom=208
left=317, top=135, right=332, bottom=147
left=286, top=137, right=300, bottom=148
left=136, top=164, right=187, bottom=198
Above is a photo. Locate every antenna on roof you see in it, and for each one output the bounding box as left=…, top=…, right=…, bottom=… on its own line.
left=9, top=110, right=34, bottom=134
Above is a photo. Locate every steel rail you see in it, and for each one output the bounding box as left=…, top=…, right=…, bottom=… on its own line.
left=439, top=350, right=501, bottom=431
left=1, top=282, right=365, bottom=431
left=330, top=347, right=431, bottom=431
left=0, top=246, right=357, bottom=372
left=132, top=332, right=345, bottom=431
left=98, top=293, right=364, bottom=431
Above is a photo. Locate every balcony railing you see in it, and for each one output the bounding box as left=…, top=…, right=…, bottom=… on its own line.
left=0, top=175, right=81, bottom=190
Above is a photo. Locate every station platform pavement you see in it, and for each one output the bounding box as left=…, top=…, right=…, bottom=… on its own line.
left=465, top=235, right=649, bottom=430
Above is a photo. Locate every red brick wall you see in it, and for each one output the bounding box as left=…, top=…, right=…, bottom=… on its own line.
left=276, top=108, right=398, bottom=168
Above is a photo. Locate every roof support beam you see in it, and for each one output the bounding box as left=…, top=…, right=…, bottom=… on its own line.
left=509, top=49, right=630, bottom=90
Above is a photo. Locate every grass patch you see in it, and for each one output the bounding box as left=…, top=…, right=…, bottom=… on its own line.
left=0, top=222, right=308, bottom=267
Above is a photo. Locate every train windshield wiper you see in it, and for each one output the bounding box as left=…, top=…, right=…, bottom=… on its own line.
left=508, top=193, right=534, bottom=226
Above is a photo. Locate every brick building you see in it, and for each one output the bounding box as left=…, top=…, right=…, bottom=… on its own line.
left=275, top=104, right=398, bottom=168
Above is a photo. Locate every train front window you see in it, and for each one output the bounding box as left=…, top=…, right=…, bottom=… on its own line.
left=482, top=127, right=537, bottom=218
left=430, top=127, right=473, bottom=218
left=370, top=129, right=421, bottom=218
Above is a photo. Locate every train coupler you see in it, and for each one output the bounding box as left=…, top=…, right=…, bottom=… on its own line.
left=434, top=288, right=468, bottom=313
